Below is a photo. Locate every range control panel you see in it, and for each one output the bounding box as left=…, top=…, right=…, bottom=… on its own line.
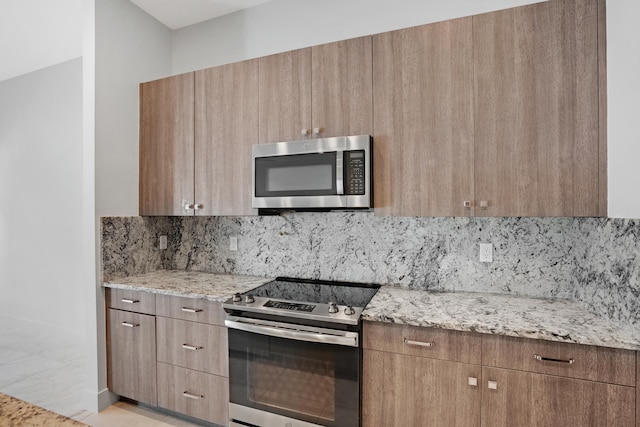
left=344, top=150, right=366, bottom=195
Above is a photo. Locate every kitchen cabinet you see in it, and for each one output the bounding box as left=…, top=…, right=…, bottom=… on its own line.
left=258, top=35, right=372, bottom=143
left=362, top=321, right=637, bottom=427
left=140, top=60, right=258, bottom=216
left=106, top=289, right=157, bottom=406
left=473, top=0, right=605, bottom=217
left=155, top=295, right=229, bottom=426
left=195, top=59, right=258, bottom=216
left=373, top=0, right=606, bottom=217
left=362, top=322, right=482, bottom=426
left=139, top=72, right=195, bottom=216
left=373, top=17, right=475, bottom=217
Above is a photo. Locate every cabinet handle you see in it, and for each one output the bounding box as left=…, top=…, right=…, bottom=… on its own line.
left=181, top=307, right=203, bottom=313
left=121, top=298, right=139, bottom=304
left=479, top=200, right=489, bottom=209
left=533, top=354, right=575, bottom=365
left=184, top=203, right=195, bottom=210
left=194, top=204, right=204, bottom=210
left=403, top=338, right=435, bottom=348
left=463, top=200, right=472, bottom=208
left=468, top=377, right=478, bottom=387
left=182, top=344, right=203, bottom=351
left=488, top=380, right=498, bottom=390
left=182, top=391, right=204, bottom=400
left=301, top=129, right=309, bottom=137
left=312, top=127, right=321, bottom=136
left=121, top=322, right=138, bottom=328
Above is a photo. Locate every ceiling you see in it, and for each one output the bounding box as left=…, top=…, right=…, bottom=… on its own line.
left=0, top=0, right=270, bottom=82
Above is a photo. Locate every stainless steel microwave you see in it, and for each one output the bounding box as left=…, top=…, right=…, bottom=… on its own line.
left=252, top=135, right=372, bottom=210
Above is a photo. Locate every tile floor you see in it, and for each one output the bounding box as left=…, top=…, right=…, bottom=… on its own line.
left=0, top=316, right=206, bottom=426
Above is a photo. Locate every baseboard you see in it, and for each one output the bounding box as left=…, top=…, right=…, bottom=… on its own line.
left=82, top=388, right=118, bottom=413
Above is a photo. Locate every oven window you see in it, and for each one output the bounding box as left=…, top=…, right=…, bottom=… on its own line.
left=255, top=152, right=337, bottom=197
left=248, top=349, right=336, bottom=421
left=228, top=328, right=360, bottom=427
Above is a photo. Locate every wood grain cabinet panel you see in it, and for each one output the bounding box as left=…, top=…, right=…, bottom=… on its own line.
left=106, top=288, right=156, bottom=315
left=157, top=362, right=229, bottom=426
left=107, top=309, right=157, bottom=406
left=155, top=294, right=225, bottom=326
left=482, top=367, right=635, bottom=427
left=373, top=17, right=475, bottom=216
left=473, top=0, right=603, bottom=217
left=195, top=59, right=258, bottom=216
left=311, top=36, right=373, bottom=138
left=139, top=72, right=195, bottom=216
left=156, top=316, right=228, bottom=376
left=363, top=349, right=481, bottom=427
left=258, top=48, right=312, bottom=144
left=483, top=334, right=636, bottom=386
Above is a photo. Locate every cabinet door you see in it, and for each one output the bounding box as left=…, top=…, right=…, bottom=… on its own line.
left=311, top=36, right=373, bottom=138
left=107, top=309, right=157, bottom=405
left=473, top=0, right=603, bottom=216
left=373, top=18, right=475, bottom=216
left=363, top=350, right=480, bottom=427
left=139, top=72, right=195, bottom=216
left=258, top=48, right=312, bottom=143
left=481, top=367, right=635, bottom=427
left=195, top=60, right=258, bottom=215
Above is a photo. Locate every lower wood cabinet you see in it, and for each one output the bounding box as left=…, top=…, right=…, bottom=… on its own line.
left=482, top=366, right=635, bottom=427
left=362, top=321, right=637, bottom=427
left=157, top=362, right=229, bottom=426
left=363, top=350, right=481, bottom=426
left=107, top=308, right=157, bottom=406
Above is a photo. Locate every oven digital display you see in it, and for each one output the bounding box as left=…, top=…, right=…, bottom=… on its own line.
left=264, top=300, right=316, bottom=312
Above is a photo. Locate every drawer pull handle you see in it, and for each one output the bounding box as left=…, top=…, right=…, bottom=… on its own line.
left=181, top=307, right=203, bottom=313
left=183, top=391, right=204, bottom=400
left=404, top=338, right=435, bottom=348
left=182, top=344, right=203, bottom=351
left=121, top=298, right=139, bottom=304
left=533, top=354, right=575, bottom=365
left=121, top=322, right=138, bottom=328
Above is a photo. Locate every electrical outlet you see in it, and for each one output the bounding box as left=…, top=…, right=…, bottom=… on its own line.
left=230, top=236, right=238, bottom=251
left=479, top=243, right=493, bottom=262
left=159, top=235, right=168, bottom=250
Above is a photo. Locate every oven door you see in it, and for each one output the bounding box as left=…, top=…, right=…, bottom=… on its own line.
left=226, top=317, right=360, bottom=427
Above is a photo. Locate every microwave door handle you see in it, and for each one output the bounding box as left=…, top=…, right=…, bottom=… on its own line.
left=336, top=151, right=344, bottom=195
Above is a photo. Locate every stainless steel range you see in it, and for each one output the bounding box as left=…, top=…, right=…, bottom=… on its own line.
left=223, top=277, right=380, bottom=427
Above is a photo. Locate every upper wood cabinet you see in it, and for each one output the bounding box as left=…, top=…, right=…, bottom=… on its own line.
left=140, top=61, right=258, bottom=216
left=373, top=17, right=475, bottom=217
left=373, top=0, right=605, bottom=217
left=139, top=72, right=195, bottom=216
left=195, top=59, right=258, bottom=216
left=473, top=0, right=605, bottom=217
left=258, top=36, right=373, bottom=143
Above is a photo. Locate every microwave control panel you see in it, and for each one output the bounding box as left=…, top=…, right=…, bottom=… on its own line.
left=344, top=150, right=366, bottom=195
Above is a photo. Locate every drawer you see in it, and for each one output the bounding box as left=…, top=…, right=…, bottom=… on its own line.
left=156, top=316, right=228, bottom=376
left=157, top=362, right=228, bottom=426
left=482, top=335, right=636, bottom=386
left=156, top=294, right=225, bottom=326
left=106, top=288, right=156, bottom=315
left=363, top=321, right=481, bottom=365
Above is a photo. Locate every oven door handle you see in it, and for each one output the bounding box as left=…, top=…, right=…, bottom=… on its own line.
left=225, top=318, right=359, bottom=347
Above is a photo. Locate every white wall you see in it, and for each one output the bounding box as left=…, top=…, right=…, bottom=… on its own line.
left=84, top=0, right=172, bottom=411
left=0, top=58, right=83, bottom=334
left=172, top=0, right=640, bottom=219
left=172, top=0, right=545, bottom=73
left=606, top=0, right=640, bottom=218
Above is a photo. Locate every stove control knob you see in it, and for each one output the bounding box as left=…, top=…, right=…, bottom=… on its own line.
left=328, top=302, right=339, bottom=314
left=232, top=293, right=242, bottom=303
left=245, top=294, right=255, bottom=304
left=344, top=305, right=355, bottom=315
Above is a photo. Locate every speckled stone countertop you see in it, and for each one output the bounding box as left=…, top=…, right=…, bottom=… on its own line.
left=104, top=270, right=640, bottom=351
left=0, top=392, right=86, bottom=426
left=103, top=270, right=273, bottom=302
left=362, top=286, right=640, bottom=351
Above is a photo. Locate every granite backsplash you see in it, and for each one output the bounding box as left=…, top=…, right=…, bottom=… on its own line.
left=101, top=213, right=640, bottom=326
